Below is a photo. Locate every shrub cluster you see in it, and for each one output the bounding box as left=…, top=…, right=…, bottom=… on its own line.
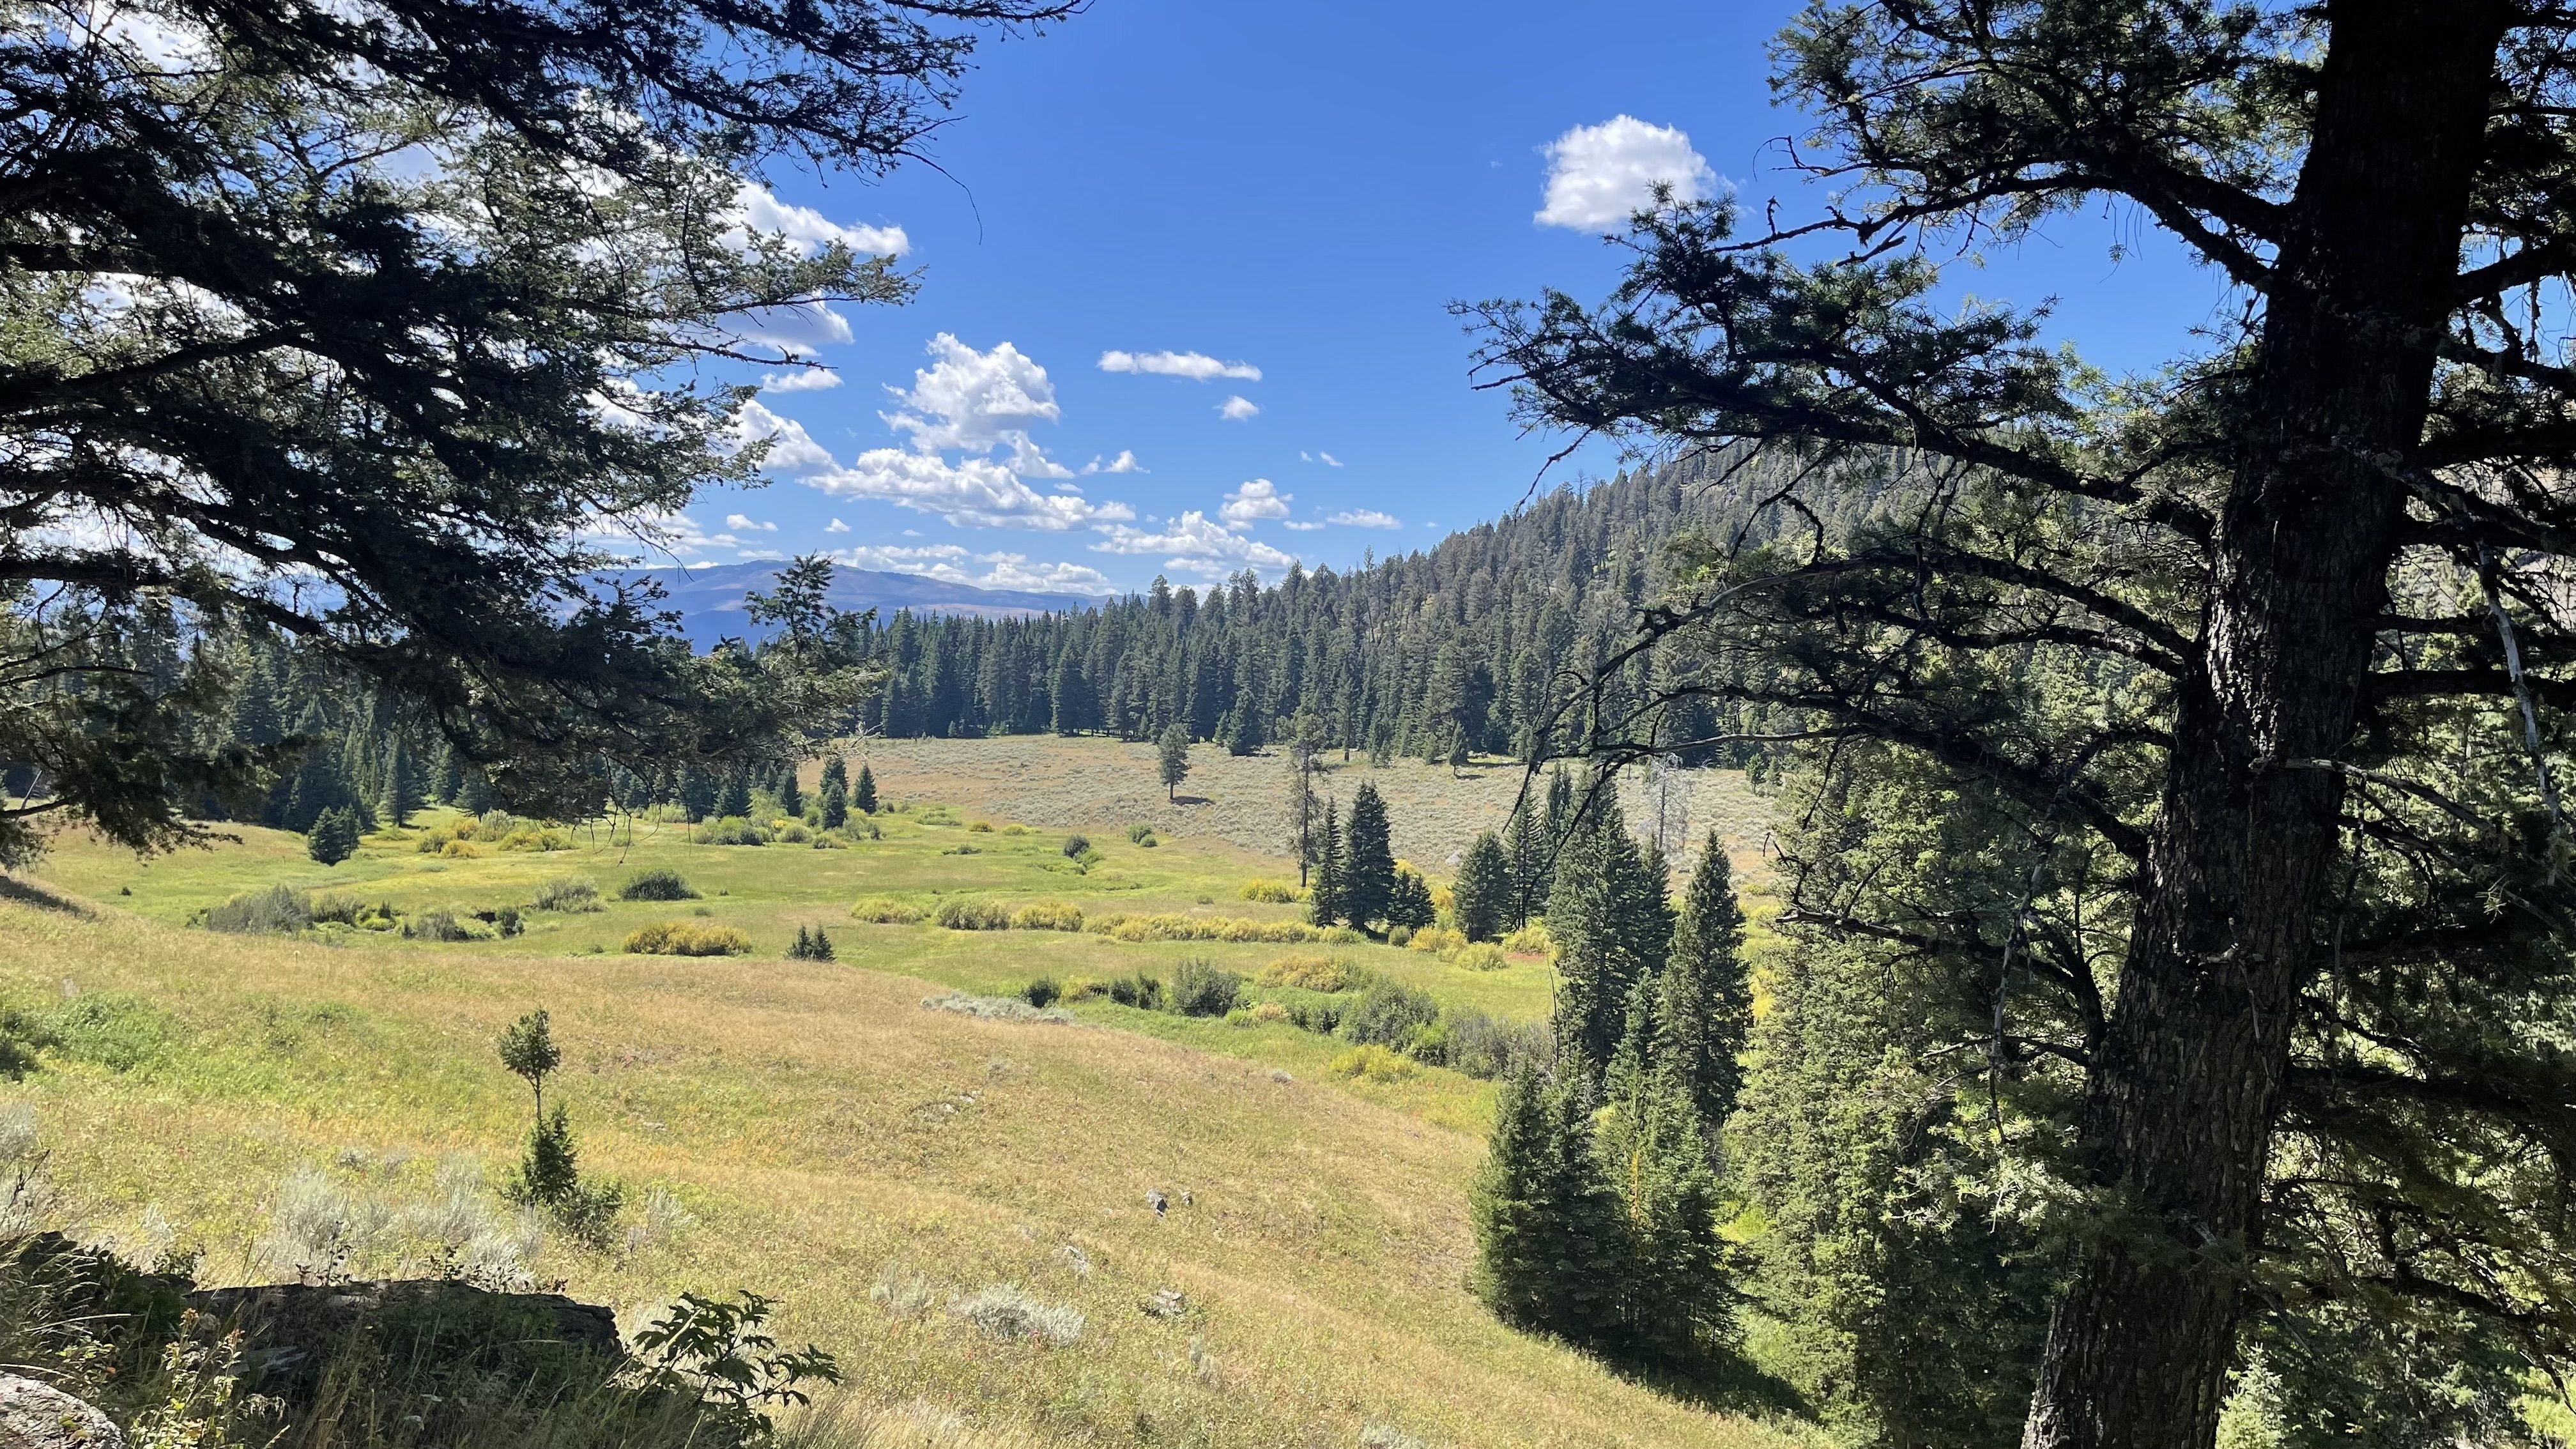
left=532, top=877, right=602, bottom=912
left=201, top=884, right=312, bottom=934
left=1085, top=912, right=1356, bottom=944
left=931, top=898, right=1011, bottom=931
left=309, top=891, right=399, bottom=929
left=696, top=816, right=770, bottom=846
left=624, top=921, right=752, bottom=956
left=404, top=908, right=473, bottom=942
left=618, top=868, right=698, bottom=901
left=1169, top=959, right=1244, bottom=1017
left=1258, top=954, right=1363, bottom=992
left=849, top=896, right=925, bottom=924
left=1239, top=878, right=1302, bottom=904
left=1009, top=900, right=1084, bottom=932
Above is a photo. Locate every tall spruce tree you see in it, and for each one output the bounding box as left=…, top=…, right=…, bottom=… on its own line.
left=775, top=764, right=802, bottom=820
left=851, top=762, right=878, bottom=815
left=1453, top=831, right=1512, bottom=944
left=1308, top=800, right=1346, bottom=928
left=716, top=770, right=752, bottom=820
left=1658, top=832, right=1751, bottom=1129
left=376, top=738, right=421, bottom=830
left=1340, top=782, right=1397, bottom=933
left=1545, top=783, right=1672, bottom=1080
left=818, top=757, right=849, bottom=829
left=1468, top=1064, right=1626, bottom=1344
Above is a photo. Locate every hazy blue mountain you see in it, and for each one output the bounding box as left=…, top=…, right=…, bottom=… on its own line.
left=598, top=561, right=1089, bottom=645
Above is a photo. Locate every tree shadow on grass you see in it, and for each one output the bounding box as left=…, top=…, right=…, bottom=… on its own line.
left=0, top=874, right=89, bottom=917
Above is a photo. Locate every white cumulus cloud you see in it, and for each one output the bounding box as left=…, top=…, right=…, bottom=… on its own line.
left=1218, top=479, right=1291, bottom=528
left=724, top=513, right=778, bottom=532
left=1098, top=349, right=1262, bottom=382
left=1535, top=116, right=1717, bottom=230
left=1218, top=395, right=1261, bottom=422
left=1300, top=450, right=1344, bottom=467
left=732, top=183, right=909, bottom=258
left=825, top=518, right=850, bottom=533
left=885, top=334, right=1063, bottom=456
left=1084, top=450, right=1144, bottom=475
left=1091, top=511, right=1298, bottom=576
left=760, top=368, right=842, bottom=393
left=1329, top=509, right=1403, bottom=529
left=735, top=398, right=1131, bottom=532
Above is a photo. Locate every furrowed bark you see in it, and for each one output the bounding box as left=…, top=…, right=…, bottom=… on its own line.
left=2021, top=5, right=2507, bottom=1447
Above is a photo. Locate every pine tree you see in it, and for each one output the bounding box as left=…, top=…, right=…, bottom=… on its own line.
left=306, top=806, right=359, bottom=866
left=1455, top=830, right=1512, bottom=942
left=1308, top=800, right=1344, bottom=928
left=1157, top=723, right=1192, bottom=801
left=376, top=737, right=421, bottom=829
left=1386, top=866, right=1438, bottom=931
left=457, top=768, right=496, bottom=815
left=1547, top=783, right=1672, bottom=1079
left=716, top=769, right=752, bottom=820
left=677, top=765, right=717, bottom=823
left=1469, top=1064, right=1625, bottom=1343
left=818, top=756, right=849, bottom=828
left=851, top=761, right=877, bottom=815
left=1597, top=1055, right=1729, bottom=1366
left=1342, top=781, right=1396, bottom=932
left=776, top=763, right=802, bottom=819
left=1503, top=792, right=1545, bottom=930
left=1660, top=832, right=1752, bottom=1128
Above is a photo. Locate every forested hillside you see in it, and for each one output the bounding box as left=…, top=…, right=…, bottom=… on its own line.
left=846, top=450, right=1871, bottom=765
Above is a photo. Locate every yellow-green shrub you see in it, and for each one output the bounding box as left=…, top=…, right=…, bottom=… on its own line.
left=933, top=898, right=1011, bottom=931
left=1087, top=912, right=1328, bottom=944
left=1329, top=1045, right=1418, bottom=1083
left=440, top=840, right=482, bottom=859
left=850, top=896, right=925, bottom=924
left=1239, top=878, right=1301, bottom=904
left=1009, top=900, right=1085, bottom=932
left=1452, top=942, right=1510, bottom=972
left=1259, top=954, right=1358, bottom=992
left=1407, top=926, right=1468, bottom=956
left=624, top=921, right=752, bottom=956
left=1503, top=921, right=1555, bottom=956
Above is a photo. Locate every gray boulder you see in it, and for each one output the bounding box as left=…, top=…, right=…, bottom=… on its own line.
left=0, top=1374, right=121, bottom=1449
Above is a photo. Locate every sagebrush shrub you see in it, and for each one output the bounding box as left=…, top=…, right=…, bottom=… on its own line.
left=201, top=884, right=310, bottom=935
left=849, top=896, right=924, bottom=924
left=1106, top=974, right=1165, bottom=1010
left=1238, top=878, right=1300, bottom=903
left=949, top=1285, right=1083, bottom=1346
left=624, top=921, right=751, bottom=956
left=1452, top=942, right=1510, bottom=972
left=1337, top=980, right=1441, bottom=1051
left=1169, top=960, right=1243, bottom=1017
left=404, top=908, right=473, bottom=942
left=533, top=877, right=602, bottom=912
left=618, top=868, right=697, bottom=901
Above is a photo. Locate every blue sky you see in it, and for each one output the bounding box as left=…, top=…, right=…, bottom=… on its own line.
left=666, top=0, right=2236, bottom=596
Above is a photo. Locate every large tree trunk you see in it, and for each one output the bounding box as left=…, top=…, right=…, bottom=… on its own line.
left=2021, top=6, right=2505, bottom=1447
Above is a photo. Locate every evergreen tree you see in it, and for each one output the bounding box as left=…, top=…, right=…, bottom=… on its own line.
left=1225, top=707, right=1261, bottom=756
left=306, top=806, right=360, bottom=866
left=1547, top=783, right=1671, bottom=1080
left=776, top=764, right=803, bottom=819
left=1469, top=1064, right=1625, bottom=1344
left=1341, top=782, right=1396, bottom=932
left=818, top=756, right=849, bottom=828
left=512, top=1103, right=583, bottom=1208
left=1157, top=723, right=1193, bottom=801
left=1386, top=866, right=1437, bottom=932
left=1595, top=1052, right=1729, bottom=1367
left=1307, top=799, right=1346, bottom=928
left=457, top=769, right=496, bottom=815
left=1503, top=792, right=1546, bottom=930
left=1454, top=831, right=1512, bottom=942
left=677, top=765, right=718, bottom=823
left=1659, top=832, right=1751, bottom=1128
left=716, top=769, right=752, bottom=820
left=376, top=737, right=422, bottom=829
left=851, top=762, right=877, bottom=815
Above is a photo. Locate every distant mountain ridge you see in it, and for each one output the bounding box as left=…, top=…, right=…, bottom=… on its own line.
left=598, top=561, right=1092, bottom=645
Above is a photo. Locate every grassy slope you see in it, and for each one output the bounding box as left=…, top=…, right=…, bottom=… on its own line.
left=8, top=751, right=1798, bottom=1449
left=852, top=737, right=1775, bottom=877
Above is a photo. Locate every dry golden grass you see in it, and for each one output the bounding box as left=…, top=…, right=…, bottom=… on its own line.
left=847, top=737, right=1776, bottom=878
left=0, top=882, right=1797, bottom=1448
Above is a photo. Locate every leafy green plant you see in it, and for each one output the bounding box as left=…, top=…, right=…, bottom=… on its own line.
left=629, top=1291, right=841, bottom=1441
